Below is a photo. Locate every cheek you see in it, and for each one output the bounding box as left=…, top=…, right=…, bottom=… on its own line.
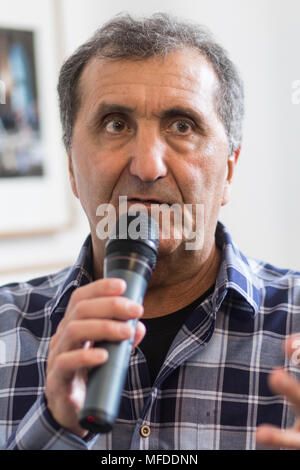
left=179, top=155, right=227, bottom=204
left=70, top=150, right=120, bottom=225
left=199, top=139, right=229, bottom=192
left=71, top=128, right=123, bottom=200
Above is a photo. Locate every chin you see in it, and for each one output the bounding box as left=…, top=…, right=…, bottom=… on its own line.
left=156, top=236, right=185, bottom=258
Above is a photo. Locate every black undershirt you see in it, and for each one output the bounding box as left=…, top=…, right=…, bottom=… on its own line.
left=139, top=284, right=215, bottom=386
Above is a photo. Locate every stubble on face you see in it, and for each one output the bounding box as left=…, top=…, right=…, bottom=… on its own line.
left=68, top=48, right=233, bottom=290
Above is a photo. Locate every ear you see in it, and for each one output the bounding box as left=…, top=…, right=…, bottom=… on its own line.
left=221, top=147, right=241, bottom=207
left=68, top=153, right=79, bottom=199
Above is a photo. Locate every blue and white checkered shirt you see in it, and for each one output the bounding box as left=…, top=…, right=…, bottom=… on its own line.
left=1, top=222, right=300, bottom=450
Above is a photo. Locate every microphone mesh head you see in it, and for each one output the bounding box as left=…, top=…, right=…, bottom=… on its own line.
left=105, top=212, right=159, bottom=271
left=110, top=212, right=159, bottom=250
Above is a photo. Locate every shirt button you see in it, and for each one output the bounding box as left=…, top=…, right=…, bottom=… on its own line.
left=140, top=425, right=151, bottom=438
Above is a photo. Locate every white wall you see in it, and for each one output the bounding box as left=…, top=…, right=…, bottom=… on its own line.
left=0, top=0, right=299, bottom=285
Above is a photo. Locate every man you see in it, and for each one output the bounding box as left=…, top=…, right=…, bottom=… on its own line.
left=1, top=13, right=300, bottom=450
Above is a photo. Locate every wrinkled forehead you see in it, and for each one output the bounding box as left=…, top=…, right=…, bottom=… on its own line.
left=76, top=48, right=220, bottom=111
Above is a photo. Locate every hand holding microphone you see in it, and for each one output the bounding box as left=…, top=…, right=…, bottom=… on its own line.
left=45, top=212, right=158, bottom=438
left=80, top=212, right=159, bottom=433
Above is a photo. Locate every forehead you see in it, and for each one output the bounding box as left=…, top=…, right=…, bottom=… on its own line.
left=77, top=48, right=220, bottom=116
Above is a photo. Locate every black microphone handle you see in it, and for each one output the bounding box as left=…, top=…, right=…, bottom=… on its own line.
left=79, top=265, right=148, bottom=434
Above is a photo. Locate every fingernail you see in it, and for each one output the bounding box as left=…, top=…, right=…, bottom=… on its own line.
left=94, top=348, right=108, bottom=361
left=132, top=304, right=144, bottom=316
left=109, top=279, right=126, bottom=290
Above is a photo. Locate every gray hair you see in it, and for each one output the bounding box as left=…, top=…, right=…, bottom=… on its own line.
left=58, top=12, right=244, bottom=154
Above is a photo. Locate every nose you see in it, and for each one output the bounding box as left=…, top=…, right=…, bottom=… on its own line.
left=129, top=124, right=168, bottom=182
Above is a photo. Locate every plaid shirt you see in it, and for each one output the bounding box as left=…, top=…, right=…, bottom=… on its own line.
left=1, top=221, right=300, bottom=450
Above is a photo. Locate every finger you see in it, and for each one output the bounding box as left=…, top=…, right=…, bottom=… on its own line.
left=256, top=424, right=300, bottom=449
left=55, top=319, right=135, bottom=353
left=50, top=296, right=143, bottom=357
left=70, top=296, right=144, bottom=322
left=268, top=368, right=300, bottom=415
left=67, top=278, right=127, bottom=313
left=49, top=323, right=145, bottom=384
left=132, top=321, right=146, bottom=349
left=47, top=347, right=109, bottom=383
left=285, top=334, right=300, bottom=363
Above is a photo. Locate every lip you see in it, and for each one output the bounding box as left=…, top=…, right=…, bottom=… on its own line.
left=127, top=197, right=170, bottom=205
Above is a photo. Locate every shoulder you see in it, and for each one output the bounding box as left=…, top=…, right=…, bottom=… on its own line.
left=0, top=268, right=71, bottom=328
left=248, top=256, right=300, bottom=285
left=0, top=267, right=71, bottom=298
left=247, top=256, right=300, bottom=305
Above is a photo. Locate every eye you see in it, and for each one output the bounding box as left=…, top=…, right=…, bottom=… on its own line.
left=103, top=117, right=129, bottom=134
left=169, top=119, right=194, bottom=135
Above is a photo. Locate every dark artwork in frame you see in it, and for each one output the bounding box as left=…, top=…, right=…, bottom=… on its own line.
left=0, top=28, right=44, bottom=178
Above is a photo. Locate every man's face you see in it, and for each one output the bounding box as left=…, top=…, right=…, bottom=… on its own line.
left=68, top=48, right=238, bottom=262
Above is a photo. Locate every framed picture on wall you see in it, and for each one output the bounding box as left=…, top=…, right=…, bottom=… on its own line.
left=0, top=28, right=44, bottom=179
left=0, top=0, right=73, bottom=237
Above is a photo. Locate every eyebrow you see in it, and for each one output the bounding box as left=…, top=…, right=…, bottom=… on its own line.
left=88, top=103, right=136, bottom=131
left=158, top=106, right=206, bottom=129
left=88, top=103, right=207, bottom=133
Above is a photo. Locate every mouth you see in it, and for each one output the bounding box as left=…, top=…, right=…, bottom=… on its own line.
left=128, top=197, right=169, bottom=206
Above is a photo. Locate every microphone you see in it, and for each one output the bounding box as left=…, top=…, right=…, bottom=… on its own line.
left=79, top=211, right=159, bottom=433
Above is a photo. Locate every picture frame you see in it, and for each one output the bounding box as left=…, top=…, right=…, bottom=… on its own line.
left=0, top=0, right=73, bottom=238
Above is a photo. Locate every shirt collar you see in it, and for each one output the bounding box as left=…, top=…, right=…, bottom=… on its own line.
left=213, top=221, right=262, bottom=317
left=49, top=222, right=262, bottom=320
left=49, top=235, right=94, bottom=319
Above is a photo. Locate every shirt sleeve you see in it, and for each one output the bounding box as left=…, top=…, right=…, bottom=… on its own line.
left=3, top=394, right=98, bottom=450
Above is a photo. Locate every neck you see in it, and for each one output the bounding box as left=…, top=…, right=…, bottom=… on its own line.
left=142, top=242, right=221, bottom=318
left=92, top=235, right=222, bottom=320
